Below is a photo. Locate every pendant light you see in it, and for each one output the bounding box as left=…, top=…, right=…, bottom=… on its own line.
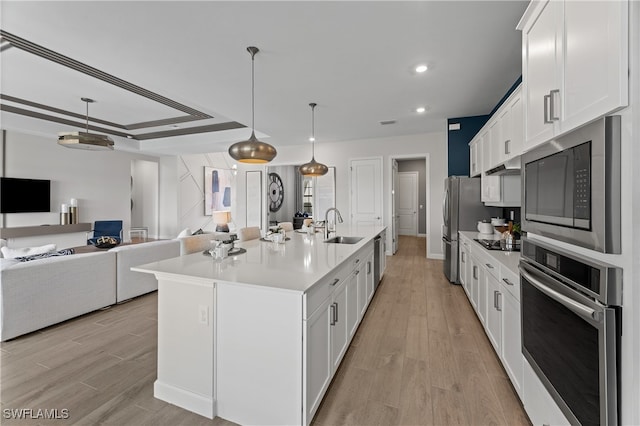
left=228, top=46, right=277, bottom=164
left=299, top=102, right=328, bottom=176
left=58, top=98, right=114, bottom=151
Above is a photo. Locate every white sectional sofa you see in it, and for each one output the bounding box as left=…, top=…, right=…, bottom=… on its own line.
left=0, top=251, right=117, bottom=342
left=111, top=240, right=180, bottom=302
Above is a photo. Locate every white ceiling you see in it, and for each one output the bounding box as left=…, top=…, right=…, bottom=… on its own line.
left=0, top=1, right=529, bottom=156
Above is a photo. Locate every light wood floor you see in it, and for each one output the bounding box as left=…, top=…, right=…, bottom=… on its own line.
left=0, top=236, right=529, bottom=425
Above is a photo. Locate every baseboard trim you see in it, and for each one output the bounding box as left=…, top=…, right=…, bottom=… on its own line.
left=154, top=380, right=215, bottom=419
left=428, top=253, right=445, bottom=260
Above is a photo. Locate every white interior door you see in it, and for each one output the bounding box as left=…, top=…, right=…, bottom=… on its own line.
left=398, top=172, right=418, bottom=236
left=392, top=160, right=399, bottom=254
left=349, top=158, right=382, bottom=226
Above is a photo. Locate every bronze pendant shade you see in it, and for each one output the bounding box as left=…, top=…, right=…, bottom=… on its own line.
left=58, top=98, right=114, bottom=151
left=228, top=46, right=277, bottom=164
left=299, top=103, right=328, bottom=176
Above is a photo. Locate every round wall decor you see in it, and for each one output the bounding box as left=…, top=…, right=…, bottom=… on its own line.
left=268, top=172, right=284, bottom=212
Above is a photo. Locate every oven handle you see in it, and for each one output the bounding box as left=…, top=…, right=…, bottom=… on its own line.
left=519, top=265, right=599, bottom=322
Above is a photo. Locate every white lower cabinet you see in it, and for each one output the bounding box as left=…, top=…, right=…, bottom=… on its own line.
left=330, top=279, right=349, bottom=371
left=501, top=287, right=523, bottom=398
left=303, top=240, right=378, bottom=424
left=346, top=269, right=360, bottom=339
left=458, top=233, right=525, bottom=410
left=305, top=296, right=333, bottom=420
left=459, top=240, right=470, bottom=296
left=485, top=273, right=502, bottom=353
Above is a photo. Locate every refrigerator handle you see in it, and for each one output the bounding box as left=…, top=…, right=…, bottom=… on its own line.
left=442, top=188, right=449, bottom=225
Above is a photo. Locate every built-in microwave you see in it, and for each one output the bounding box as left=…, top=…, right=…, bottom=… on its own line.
left=521, top=116, right=621, bottom=253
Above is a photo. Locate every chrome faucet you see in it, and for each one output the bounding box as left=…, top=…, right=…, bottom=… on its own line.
left=324, top=207, right=344, bottom=239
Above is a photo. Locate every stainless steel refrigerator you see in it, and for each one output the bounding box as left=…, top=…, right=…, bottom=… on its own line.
left=442, top=176, right=499, bottom=283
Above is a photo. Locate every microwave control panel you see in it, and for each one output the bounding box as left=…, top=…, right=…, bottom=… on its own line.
left=573, top=142, right=591, bottom=222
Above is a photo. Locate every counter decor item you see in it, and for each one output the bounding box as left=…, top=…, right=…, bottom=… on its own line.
left=477, top=220, right=493, bottom=234
left=60, top=203, right=70, bottom=225
left=69, top=198, right=78, bottom=224
left=94, top=236, right=119, bottom=249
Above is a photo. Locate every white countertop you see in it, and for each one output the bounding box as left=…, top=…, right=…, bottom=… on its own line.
left=133, top=225, right=386, bottom=293
left=459, top=231, right=521, bottom=275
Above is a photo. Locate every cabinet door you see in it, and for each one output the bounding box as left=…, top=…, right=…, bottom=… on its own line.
left=481, top=175, right=501, bottom=203
left=485, top=274, right=502, bottom=353
left=366, top=253, right=375, bottom=303
left=480, top=129, right=491, bottom=173
left=469, top=255, right=480, bottom=311
left=501, top=288, right=523, bottom=398
left=522, top=0, right=561, bottom=149
left=488, top=120, right=500, bottom=170
left=379, top=233, right=386, bottom=279
left=331, top=281, right=349, bottom=371
left=459, top=243, right=468, bottom=292
left=508, top=92, right=523, bottom=159
left=497, top=105, right=511, bottom=164
left=358, top=260, right=369, bottom=317
left=562, top=0, right=628, bottom=132
left=346, top=270, right=360, bottom=339
left=477, top=264, right=487, bottom=326
left=305, top=297, right=332, bottom=420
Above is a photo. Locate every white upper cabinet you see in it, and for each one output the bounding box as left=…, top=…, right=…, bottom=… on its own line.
left=497, top=88, right=523, bottom=165
left=518, top=0, right=628, bottom=151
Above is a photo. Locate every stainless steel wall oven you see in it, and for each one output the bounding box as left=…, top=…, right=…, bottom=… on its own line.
left=519, top=238, right=622, bottom=426
left=521, top=116, right=621, bottom=253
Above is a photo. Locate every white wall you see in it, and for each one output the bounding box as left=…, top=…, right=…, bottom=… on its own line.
left=234, top=131, right=447, bottom=259
left=1, top=129, right=158, bottom=246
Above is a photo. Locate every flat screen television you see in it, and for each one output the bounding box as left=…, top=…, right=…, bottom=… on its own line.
left=0, top=177, right=51, bottom=213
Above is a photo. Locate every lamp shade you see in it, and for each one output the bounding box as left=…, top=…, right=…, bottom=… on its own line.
left=228, top=46, right=277, bottom=164
left=300, top=102, right=328, bottom=176
left=214, top=211, right=231, bottom=232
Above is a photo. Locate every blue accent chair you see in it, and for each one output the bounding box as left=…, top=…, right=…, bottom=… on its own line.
left=87, top=220, right=123, bottom=245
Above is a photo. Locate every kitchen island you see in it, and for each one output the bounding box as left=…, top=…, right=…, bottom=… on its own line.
left=133, top=225, right=386, bottom=426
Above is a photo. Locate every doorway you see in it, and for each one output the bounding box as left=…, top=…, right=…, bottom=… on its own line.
left=398, top=171, right=419, bottom=235
left=390, top=155, right=429, bottom=257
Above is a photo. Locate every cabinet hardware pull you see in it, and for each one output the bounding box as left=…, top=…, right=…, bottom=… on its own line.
left=473, top=266, right=478, bottom=280
left=504, top=140, right=510, bottom=155
left=355, top=270, right=360, bottom=275
left=485, top=263, right=494, bottom=269
left=543, top=94, right=552, bottom=124
left=334, top=302, right=339, bottom=323
left=494, top=290, right=498, bottom=308
left=367, top=261, right=371, bottom=274
left=355, top=258, right=360, bottom=264
left=502, top=278, right=514, bottom=286
left=331, top=278, right=339, bottom=286
left=497, top=292, right=502, bottom=311
left=549, top=89, right=560, bottom=121
left=461, top=252, right=465, bottom=263
left=330, top=304, right=336, bottom=326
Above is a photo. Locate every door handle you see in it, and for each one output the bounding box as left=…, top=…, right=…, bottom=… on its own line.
left=330, top=303, right=336, bottom=326
left=549, top=89, right=560, bottom=121
left=519, top=265, right=598, bottom=321
left=543, top=94, right=552, bottom=124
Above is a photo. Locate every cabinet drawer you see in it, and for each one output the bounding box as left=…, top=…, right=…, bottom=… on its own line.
left=304, top=264, right=350, bottom=319
left=500, top=265, right=520, bottom=301
left=482, top=256, right=500, bottom=282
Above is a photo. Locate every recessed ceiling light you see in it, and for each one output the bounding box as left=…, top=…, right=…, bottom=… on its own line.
left=309, top=137, right=315, bottom=142
left=416, top=107, right=426, bottom=113
left=126, top=135, right=133, bottom=139
left=415, top=64, right=428, bottom=73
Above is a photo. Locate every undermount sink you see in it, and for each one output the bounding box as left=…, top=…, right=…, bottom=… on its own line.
left=324, top=236, right=363, bottom=244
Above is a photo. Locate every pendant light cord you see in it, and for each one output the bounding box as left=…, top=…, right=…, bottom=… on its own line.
left=251, top=51, right=255, bottom=132
left=85, top=100, right=89, bottom=133
left=310, top=102, right=316, bottom=158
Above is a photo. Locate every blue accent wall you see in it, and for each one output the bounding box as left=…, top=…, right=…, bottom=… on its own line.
left=447, top=115, right=489, bottom=177
left=447, top=76, right=522, bottom=177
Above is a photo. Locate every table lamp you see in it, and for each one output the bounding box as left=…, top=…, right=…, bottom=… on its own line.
left=214, top=211, right=231, bottom=232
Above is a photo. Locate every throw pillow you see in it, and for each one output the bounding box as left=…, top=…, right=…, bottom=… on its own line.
left=177, top=228, right=192, bottom=238
left=0, top=243, right=57, bottom=259
left=16, top=248, right=75, bottom=262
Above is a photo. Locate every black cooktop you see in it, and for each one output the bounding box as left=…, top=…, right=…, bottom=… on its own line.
left=473, top=238, right=521, bottom=252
